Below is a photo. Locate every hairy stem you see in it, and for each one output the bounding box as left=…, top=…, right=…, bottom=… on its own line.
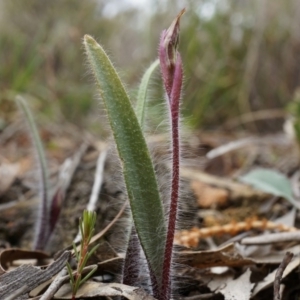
left=158, top=10, right=184, bottom=299
left=122, top=227, right=140, bottom=287
left=161, top=54, right=182, bottom=300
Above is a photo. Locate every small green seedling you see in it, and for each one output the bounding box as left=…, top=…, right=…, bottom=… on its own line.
left=66, top=210, right=99, bottom=300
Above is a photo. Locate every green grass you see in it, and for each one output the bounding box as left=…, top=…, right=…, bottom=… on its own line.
left=1, top=0, right=299, bottom=131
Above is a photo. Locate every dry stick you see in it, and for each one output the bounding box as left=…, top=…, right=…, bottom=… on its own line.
left=176, top=220, right=297, bottom=248
left=206, top=137, right=258, bottom=159
left=206, top=134, right=291, bottom=159
left=75, top=200, right=127, bottom=254
left=50, top=142, right=89, bottom=234
left=273, top=252, right=293, bottom=300
left=39, top=268, right=68, bottom=300
left=74, top=147, right=107, bottom=243
left=40, top=265, right=97, bottom=300
left=56, top=142, right=89, bottom=197
left=241, top=231, right=300, bottom=245
left=224, top=109, right=286, bottom=129
left=86, top=148, right=107, bottom=211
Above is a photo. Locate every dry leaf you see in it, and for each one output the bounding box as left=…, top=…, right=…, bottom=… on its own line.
left=0, top=248, right=49, bottom=275
left=179, top=243, right=255, bottom=268
left=0, top=251, right=70, bottom=300
left=0, top=162, right=19, bottom=195
left=215, top=268, right=254, bottom=300
left=252, top=246, right=300, bottom=297
left=54, top=281, right=157, bottom=299
left=205, top=271, right=235, bottom=293
left=191, top=180, right=229, bottom=208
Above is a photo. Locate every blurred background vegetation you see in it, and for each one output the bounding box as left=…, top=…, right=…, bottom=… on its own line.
left=1, top=0, right=300, bottom=134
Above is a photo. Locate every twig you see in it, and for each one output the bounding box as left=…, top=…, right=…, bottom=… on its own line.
left=224, top=109, right=286, bottom=129
left=206, top=134, right=291, bottom=159
left=74, top=147, right=107, bottom=243
left=176, top=219, right=297, bottom=248
left=274, top=252, right=293, bottom=300
left=40, top=265, right=97, bottom=300
left=50, top=142, right=89, bottom=234
left=74, top=200, right=127, bottom=254
left=241, top=231, right=300, bottom=245
left=206, top=137, right=258, bottom=159
left=39, top=268, right=68, bottom=300
left=56, top=142, right=89, bottom=199
left=86, top=148, right=107, bottom=211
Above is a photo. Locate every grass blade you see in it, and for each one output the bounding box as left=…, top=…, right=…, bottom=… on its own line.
left=16, top=95, right=50, bottom=250
left=135, top=59, right=159, bottom=129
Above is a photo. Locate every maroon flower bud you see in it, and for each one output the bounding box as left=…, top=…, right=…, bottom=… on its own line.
left=159, top=8, right=185, bottom=100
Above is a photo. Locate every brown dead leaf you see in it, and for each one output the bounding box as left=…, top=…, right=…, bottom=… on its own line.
left=179, top=243, right=255, bottom=268
left=191, top=180, right=229, bottom=208
left=17, top=157, right=32, bottom=175
left=54, top=281, right=157, bottom=299
left=0, top=248, right=50, bottom=275
left=0, top=162, right=19, bottom=196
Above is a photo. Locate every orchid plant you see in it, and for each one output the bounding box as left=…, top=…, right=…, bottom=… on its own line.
left=84, top=9, right=185, bottom=300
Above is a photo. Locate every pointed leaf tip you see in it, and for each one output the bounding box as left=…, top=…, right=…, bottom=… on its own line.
left=84, top=34, right=92, bottom=41
left=163, top=8, right=186, bottom=66
left=159, top=9, right=185, bottom=98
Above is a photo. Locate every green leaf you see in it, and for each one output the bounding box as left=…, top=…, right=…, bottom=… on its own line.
left=239, top=168, right=300, bottom=209
left=135, top=59, right=159, bottom=129
left=73, top=242, right=80, bottom=261
left=86, top=244, right=100, bottom=261
left=79, top=255, right=89, bottom=274
left=83, top=35, right=166, bottom=283
left=16, top=96, right=50, bottom=250
left=74, top=274, right=81, bottom=294
left=66, top=262, right=74, bottom=284
left=80, top=266, right=98, bottom=286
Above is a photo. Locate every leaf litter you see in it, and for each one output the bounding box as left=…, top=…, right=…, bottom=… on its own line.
left=1, top=113, right=300, bottom=299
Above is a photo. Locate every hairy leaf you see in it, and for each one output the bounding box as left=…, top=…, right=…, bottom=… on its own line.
left=16, top=95, right=50, bottom=250
left=83, top=35, right=166, bottom=283
left=135, top=59, right=159, bottom=129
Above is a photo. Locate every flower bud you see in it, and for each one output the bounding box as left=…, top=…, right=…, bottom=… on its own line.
left=159, top=8, right=185, bottom=99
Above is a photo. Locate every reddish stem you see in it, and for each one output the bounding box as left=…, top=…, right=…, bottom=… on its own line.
left=161, top=54, right=182, bottom=300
